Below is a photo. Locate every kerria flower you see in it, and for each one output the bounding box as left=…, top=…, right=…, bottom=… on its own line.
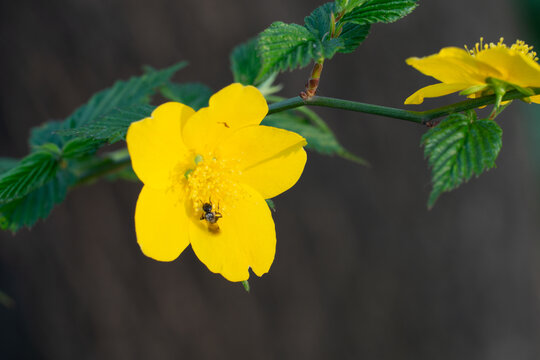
left=405, top=38, right=540, bottom=105
left=126, top=83, right=307, bottom=282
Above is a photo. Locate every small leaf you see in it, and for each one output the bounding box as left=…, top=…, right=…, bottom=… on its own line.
left=341, top=0, right=418, bottom=25
left=0, top=170, right=74, bottom=232
left=257, top=22, right=320, bottom=78
left=304, top=2, right=336, bottom=40
left=422, top=113, right=503, bottom=208
left=230, top=38, right=265, bottom=86
left=0, top=145, right=61, bottom=203
left=160, top=83, right=212, bottom=111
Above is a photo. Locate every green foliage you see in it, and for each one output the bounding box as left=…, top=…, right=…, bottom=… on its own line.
left=0, top=170, right=74, bottom=232
left=58, top=105, right=155, bottom=145
left=1, top=63, right=186, bottom=232
left=161, top=83, right=212, bottom=111
left=0, top=144, right=61, bottom=203
left=230, top=38, right=265, bottom=86
left=263, top=104, right=367, bottom=165
left=265, top=199, right=276, bottom=211
left=32, top=62, right=186, bottom=148
left=257, top=22, right=320, bottom=77
left=422, top=112, right=503, bottom=208
left=257, top=1, right=416, bottom=79
left=341, top=0, right=418, bottom=25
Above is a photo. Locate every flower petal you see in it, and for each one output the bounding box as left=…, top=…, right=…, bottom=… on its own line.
left=188, top=184, right=276, bottom=282
left=182, top=83, right=268, bottom=153
left=475, top=47, right=540, bottom=87
left=135, top=185, right=190, bottom=262
left=217, top=125, right=307, bottom=199
left=405, top=82, right=471, bottom=105
left=406, top=47, right=502, bottom=84
left=127, top=102, right=195, bottom=189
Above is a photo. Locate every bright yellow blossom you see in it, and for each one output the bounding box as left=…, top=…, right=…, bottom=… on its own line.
left=126, top=83, right=307, bottom=282
left=405, top=38, right=540, bottom=105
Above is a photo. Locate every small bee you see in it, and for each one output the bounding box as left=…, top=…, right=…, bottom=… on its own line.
left=200, top=202, right=222, bottom=223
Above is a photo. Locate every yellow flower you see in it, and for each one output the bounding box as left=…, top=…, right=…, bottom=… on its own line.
left=126, top=83, right=307, bottom=282
left=405, top=38, right=540, bottom=105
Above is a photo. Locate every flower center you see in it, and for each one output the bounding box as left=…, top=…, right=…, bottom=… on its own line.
left=465, top=37, right=538, bottom=61
left=184, top=153, right=242, bottom=217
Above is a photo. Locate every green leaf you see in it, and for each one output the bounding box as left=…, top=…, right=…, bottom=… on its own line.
left=31, top=62, right=186, bottom=149
left=422, top=113, right=503, bottom=208
left=262, top=108, right=367, bottom=165
left=0, top=170, right=74, bottom=232
left=338, top=23, right=371, bottom=53
left=257, top=22, right=320, bottom=78
left=0, top=158, right=18, bottom=174
left=241, top=280, right=250, bottom=292
left=160, top=83, right=212, bottom=111
left=341, top=0, right=418, bottom=25
left=0, top=144, right=61, bottom=203
left=304, top=2, right=336, bottom=40
left=57, top=105, right=155, bottom=145
left=230, top=38, right=265, bottom=86
left=335, top=0, right=366, bottom=13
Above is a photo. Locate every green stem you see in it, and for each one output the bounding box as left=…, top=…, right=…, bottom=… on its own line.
left=268, top=87, right=540, bottom=125
left=75, top=148, right=131, bottom=186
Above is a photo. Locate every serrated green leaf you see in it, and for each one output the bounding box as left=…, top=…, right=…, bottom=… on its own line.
left=0, top=158, right=18, bottom=174
left=160, top=83, right=212, bottom=111
left=341, top=0, right=418, bottom=25
left=338, top=23, right=371, bottom=53
left=0, top=170, right=74, bottom=232
left=422, top=113, right=502, bottom=208
left=0, top=145, right=61, bottom=203
left=262, top=109, right=367, bottom=165
left=257, top=22, right=320, bottom=78
left=30, top=62, right=186, bottom=150
left=304, top=2, right=336, bottom=40
left=57, top=105, right=155, bottom=145
left=336, top=0, right=367, bottom=13
left=230, top=38, right=265, bottom=86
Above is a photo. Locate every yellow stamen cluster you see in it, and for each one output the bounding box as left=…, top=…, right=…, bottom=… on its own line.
left=465, top=37, right=538, bottom=61
left=184, top=154, right=242, bottom=215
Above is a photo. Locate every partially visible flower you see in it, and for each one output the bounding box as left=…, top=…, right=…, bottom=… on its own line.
left=126, top=84, right=307, bottom=282
left=405, top=38, right=540, bottom=105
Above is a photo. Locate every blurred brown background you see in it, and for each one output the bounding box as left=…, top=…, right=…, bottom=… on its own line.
left=1, top=0, right=540, bottom=359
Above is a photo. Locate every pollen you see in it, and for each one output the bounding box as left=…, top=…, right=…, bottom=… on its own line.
left=184, top=153, right=242, bottom=215
left=465, top=37, right=538, bottom=61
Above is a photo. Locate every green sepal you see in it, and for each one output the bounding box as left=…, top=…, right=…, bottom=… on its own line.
left=241, top=280, right=251, bottom=293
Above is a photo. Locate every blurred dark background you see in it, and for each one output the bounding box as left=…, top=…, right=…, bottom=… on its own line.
left=1, top=0, right=540, bottom=359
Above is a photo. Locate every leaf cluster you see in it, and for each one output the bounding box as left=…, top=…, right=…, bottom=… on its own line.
left=256, top=0, right=418, bottom=79
left=0, top=63, right=187, bottom=231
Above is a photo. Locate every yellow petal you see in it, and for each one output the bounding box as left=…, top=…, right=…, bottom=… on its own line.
left=405, top=82, right=471, bottom=104
left=127, top=102, right=195, bottom=189
left=530, top=94, right=540, bottom=104
left=135, top=185, right=190, bottom=262
left=188, top=184, right=276, bottom=282
left=217, top=125, right=307, bottom=199
left=475, top=47, right=540, bottom=87
left=406, top=47, right=501, bottom=84
left=182, top=83, right=268, bottom=153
